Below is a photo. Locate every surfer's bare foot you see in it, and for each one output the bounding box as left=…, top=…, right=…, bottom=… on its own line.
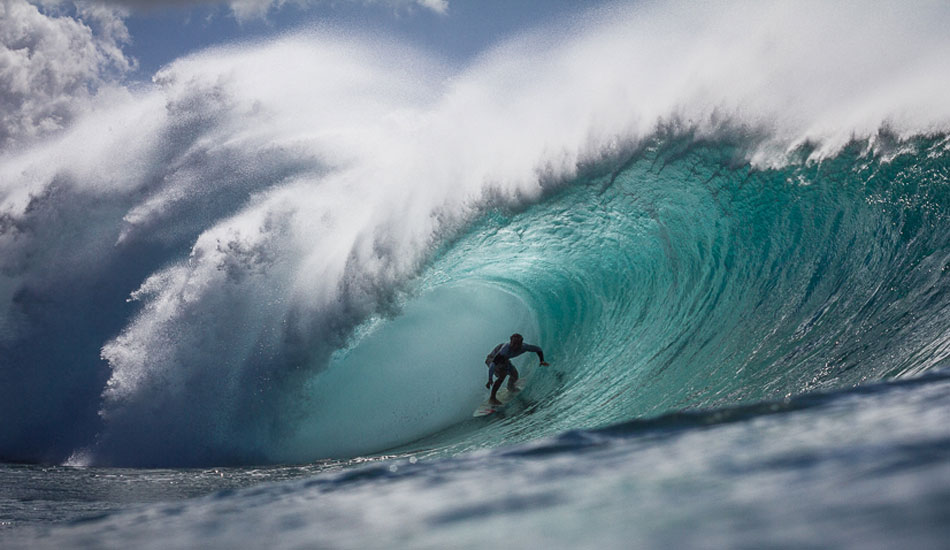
left=489, top=398, right=502, bottom=406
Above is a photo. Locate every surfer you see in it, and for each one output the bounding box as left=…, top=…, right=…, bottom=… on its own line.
left=485, top=333, right=549, bottom=405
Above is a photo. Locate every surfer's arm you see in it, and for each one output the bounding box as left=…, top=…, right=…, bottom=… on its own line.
left=523, top=344, right=547, bottom=364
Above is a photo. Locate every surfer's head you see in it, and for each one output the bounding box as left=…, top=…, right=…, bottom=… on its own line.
left=510, top=333, right=523, bottom=348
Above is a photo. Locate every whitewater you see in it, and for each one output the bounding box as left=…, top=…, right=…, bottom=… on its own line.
left=2, top=1, right=950, bottom=547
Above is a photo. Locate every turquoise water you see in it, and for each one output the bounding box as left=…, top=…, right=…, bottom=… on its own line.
left=349, top=134, right=950, bottom=457
left=5, top=368, right=950, bottom=548
left=2, top=1, right=950, bottom=547
left=5, top=134, right=950, bottom=548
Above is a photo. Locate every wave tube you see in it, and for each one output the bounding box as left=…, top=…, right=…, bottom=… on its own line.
left=0, top=1, right=948, bottom=466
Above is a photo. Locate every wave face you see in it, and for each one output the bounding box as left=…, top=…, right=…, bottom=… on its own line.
left=1, top=1, right=950, bottom=466
left=397, top=133, right=950, bottom=457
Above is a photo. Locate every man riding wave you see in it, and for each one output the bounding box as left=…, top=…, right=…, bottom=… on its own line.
left=484, top=333, right=549, bottom=406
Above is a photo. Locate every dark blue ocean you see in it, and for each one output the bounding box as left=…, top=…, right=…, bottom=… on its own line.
left=2, top=1, right=950, bottom=548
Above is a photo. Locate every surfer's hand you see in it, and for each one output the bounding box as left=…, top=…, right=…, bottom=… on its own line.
left=540, top=361, right=550, bottom=366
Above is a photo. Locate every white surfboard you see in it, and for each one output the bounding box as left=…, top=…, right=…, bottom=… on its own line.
left=473, top=378, right=526, bottom=417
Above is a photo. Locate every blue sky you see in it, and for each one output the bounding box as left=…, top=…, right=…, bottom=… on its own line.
left=122, top=0, right=604, bottom=77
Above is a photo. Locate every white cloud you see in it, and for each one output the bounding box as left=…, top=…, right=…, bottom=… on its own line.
left=0, top=0, right=133, bottom=150
left=96, top=0, right=448, bottom=22
left=0, top=0, right=448, bottom=153
left=226, top=0, right=286, bottom=21
left=414, top=0, right=446, bottom=15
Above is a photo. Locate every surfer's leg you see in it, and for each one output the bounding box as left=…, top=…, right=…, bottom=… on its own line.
left=490, top=366, right=508, bottom=404
left=507, top=365, right=520, bottom=391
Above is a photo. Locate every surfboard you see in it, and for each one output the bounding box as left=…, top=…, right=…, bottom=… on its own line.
left=473, top=378, right=526, bottom=417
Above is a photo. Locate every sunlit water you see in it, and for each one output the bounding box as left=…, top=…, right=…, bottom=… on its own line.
left=2, top=1, right=950, bottom=547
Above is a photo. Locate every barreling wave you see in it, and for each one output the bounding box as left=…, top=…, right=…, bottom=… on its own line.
left=391, top=130, right=950, bottom=459
left=1, top=1, right=949, bottom=466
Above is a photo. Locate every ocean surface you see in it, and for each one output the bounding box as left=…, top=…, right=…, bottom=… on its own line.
left=2, top=1, right=950, bottom=548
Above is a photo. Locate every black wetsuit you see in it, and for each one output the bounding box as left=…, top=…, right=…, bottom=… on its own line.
left=485, top=342, right=544, bottom=385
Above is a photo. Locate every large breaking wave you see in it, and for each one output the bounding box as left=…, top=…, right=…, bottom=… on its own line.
left=1, top=1, right=949, bottom=466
